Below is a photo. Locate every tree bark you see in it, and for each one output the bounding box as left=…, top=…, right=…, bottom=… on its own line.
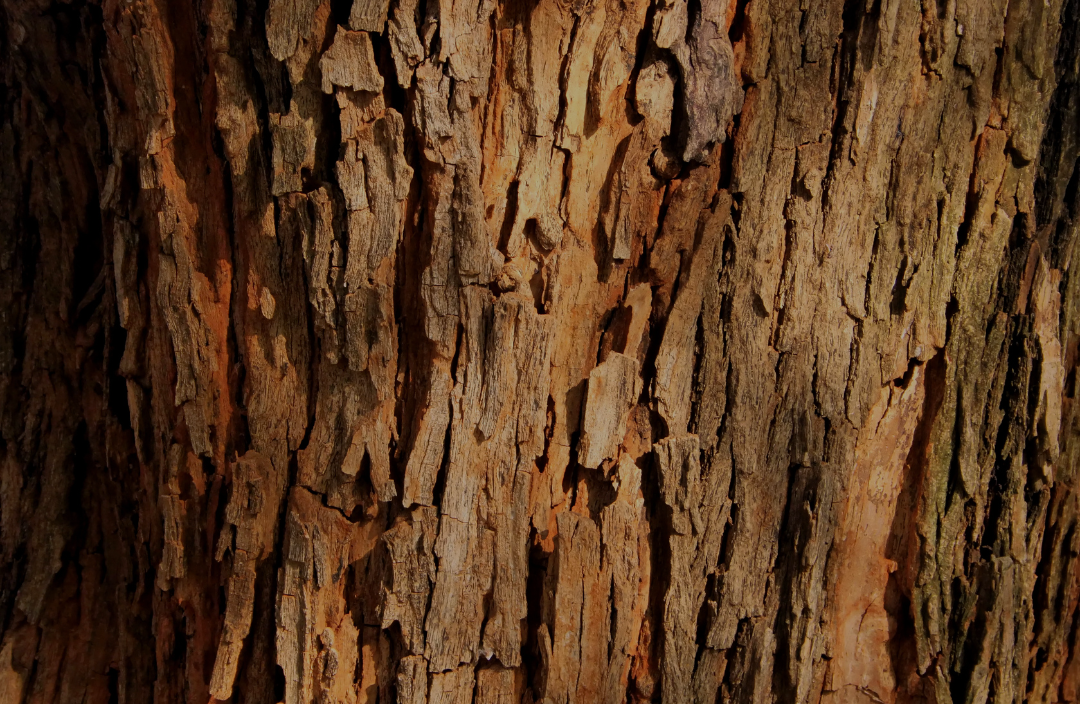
left=1, top=0, right=1078, bottom=702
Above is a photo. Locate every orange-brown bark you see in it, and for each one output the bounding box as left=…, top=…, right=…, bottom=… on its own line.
left=1, top=0, right=1079, bottom=702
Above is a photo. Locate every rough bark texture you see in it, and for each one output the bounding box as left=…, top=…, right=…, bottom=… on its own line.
left=1, top=0, right=1079, bottom=702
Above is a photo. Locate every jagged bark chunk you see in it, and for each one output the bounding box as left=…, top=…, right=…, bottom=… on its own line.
left=579, top=352, right=641, bottom=468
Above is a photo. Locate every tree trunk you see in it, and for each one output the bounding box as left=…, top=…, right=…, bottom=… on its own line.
left=1, top=0, right=1079, bottom=702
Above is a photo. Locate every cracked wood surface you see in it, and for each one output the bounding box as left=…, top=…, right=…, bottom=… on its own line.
left=0, top=0, right=1079, bottom=702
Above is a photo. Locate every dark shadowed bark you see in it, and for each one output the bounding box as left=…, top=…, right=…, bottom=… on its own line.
left=1, top=0, right=1079, bottom=702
